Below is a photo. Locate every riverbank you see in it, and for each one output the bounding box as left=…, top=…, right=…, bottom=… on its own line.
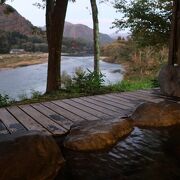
left=101, top=40, right=168, bottom=81
left=0, top=51, right=160, bottom=107
left=0, top=53, right=48, bottom=69
left=0, top=53, right=108, bottom=70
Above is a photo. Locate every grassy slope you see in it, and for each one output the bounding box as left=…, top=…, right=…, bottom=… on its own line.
left=101, top=39, right=168, bottom=81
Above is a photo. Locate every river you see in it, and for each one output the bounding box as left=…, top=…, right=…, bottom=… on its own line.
left=0, top=56, right=123, bottom=99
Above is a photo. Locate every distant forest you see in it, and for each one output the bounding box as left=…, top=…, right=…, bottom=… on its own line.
left=0, top=30, right=93, bottom=54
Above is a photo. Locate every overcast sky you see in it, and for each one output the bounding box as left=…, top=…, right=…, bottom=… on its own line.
left=6, top=0, right=120, bottom=34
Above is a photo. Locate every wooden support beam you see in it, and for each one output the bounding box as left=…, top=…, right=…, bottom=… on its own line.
left=168, top=0, right=177, bottom=65
left=169, top=0, right=180, bottom=65
left=177, top=0, right=180, bottom=65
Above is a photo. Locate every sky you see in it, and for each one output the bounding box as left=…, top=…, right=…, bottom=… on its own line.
left=6, top=0, right=121, bottom=35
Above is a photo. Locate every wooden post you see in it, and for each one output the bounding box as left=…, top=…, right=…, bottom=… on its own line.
left=168, top=0, right=178, bottom=65
left=168, top=0, right=180, bottom=66
left=177, top=0, right=180, bottom=65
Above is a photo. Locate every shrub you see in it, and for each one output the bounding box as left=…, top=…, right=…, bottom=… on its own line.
left=31, top=90, right=42, bottom=99
left=0, top=94, right=11, bottom=107
left=64, top=67, right=105, bottom=94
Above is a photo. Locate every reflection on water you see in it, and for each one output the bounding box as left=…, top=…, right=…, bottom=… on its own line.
left=57, top=127, right=180, bottom=180
left=0, top=56, right=123, bottom=99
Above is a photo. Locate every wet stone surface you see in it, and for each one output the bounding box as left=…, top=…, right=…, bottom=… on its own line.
left=57, top=126, right=180, bottom=180
left=0, top=131, right=64, bottom=180
left=131, top=101, right=180, bottom=127
left=64, top=117, right=133, bottom=151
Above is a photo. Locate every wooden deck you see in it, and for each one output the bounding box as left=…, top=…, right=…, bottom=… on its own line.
left=0, top=89, right=179, bottom=137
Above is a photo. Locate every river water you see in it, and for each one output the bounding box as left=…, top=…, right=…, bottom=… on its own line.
left=0, top=56, right=123, bottom=99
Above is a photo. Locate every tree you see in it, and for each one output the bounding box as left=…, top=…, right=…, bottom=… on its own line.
left=90, top=0, right=100, bottom=74
left=0, top=0, right=70, bottom=93
left=0, top=0, right=5, bottom=3
left=1, top=0, right=101, bottom=92
left=113, top=0, right=173, bottom=47
left=45, top=0, right=68, bottom=93
left=0, top=31, right=10, bottom=53
left=35, top=0, right=75, bottom=92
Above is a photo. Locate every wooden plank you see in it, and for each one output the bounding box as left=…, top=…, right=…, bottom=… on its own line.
left=138, top=91, right=170, bottom=100
left=19, top=105, right=66, bottom=135
left=42, top=102, right=85, bottom=122
left=107, top=94, right=141, bottom=107
left=130, top=90, right=162, bottom=99
left=0, top=108, right=26, bottom=134
left=52, top=100, right=99, bottom=121
left=86, top=96, right=122, bottom=112
left=97, top=94, right=135, bottom=108
left=138, top=90, right=180, bottom=102
left=90, top=96, right=131, bottom=110
left=80, top=97, right=129, bottom=116
left=31, top=103, right=72, bottom=130
left=7, top=106, right=50, bottom=134
left=0, top=120, right=9, bottom=135
left=106, top=93, right=135, bottom=104
left=137, top=90, right=159, bottom=96
left=73, top=98, right=119, bottom=117
left=138, top=88, right=161, bottom=95
left=83, top=96, right=120, bottom=113
left=138, top=89, right=157, bottom=94
left=114, top=93, right=146, bottom=104
left=124, top=92, right=162, bottom=103
left=114, top=91, right=165, bottom=104
left=129, top=92, right=162, bottom=103
left=63, top=99, right=111, bottom=119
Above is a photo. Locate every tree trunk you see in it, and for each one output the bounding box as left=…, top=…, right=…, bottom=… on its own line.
left=46, top=0, right=68, bottom=93
left=168, top=0, right=180, bottom=65
left=90, top=0, right=100, bottom=74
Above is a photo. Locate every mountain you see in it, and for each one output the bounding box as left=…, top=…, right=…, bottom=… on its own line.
left=63, top=22, right=113, bottom=45
left=0, top=4, right=113, bottom=45
left=42, top=22, right=114, bottom=45
left=0, top=4, right=34, bottom=36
